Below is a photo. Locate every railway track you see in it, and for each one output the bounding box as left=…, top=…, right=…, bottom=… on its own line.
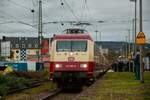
left=7, top=79, right=49, bottom=94
left=35, top=88, right=62, bottom=100
left=38, top=71, right=108, bottom=100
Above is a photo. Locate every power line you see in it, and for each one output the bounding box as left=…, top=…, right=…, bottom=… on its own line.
left=31, top=0, right=37, bottom=25
left=84, top=0, right=96, bottom=32
left=0, top=9, right=17, bottom=19
left=85, top=0, right=90, bottom=17
left=7, top=0, right=31, bottom=10
left=0, top=21, right=14, bottom=25
left=63, top=0, right=79, bottom=21
left=0, top=10, right=35, bottom=28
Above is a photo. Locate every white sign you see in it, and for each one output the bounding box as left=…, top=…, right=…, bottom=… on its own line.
left=1, top=41, right=10, bottom=57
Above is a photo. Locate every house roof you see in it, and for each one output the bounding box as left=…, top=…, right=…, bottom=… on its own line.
left=2, top=36, right=49, bottom=49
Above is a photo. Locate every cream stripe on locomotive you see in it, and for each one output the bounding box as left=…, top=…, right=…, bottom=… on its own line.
left=50, top=40, right=94, bottom=62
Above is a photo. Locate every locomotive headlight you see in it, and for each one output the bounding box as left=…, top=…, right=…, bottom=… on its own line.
left=55, top=64, right=62, bottom=68
left=80, top=64, right=87, bottom=68
left=70, top=52, right=74, bottom=56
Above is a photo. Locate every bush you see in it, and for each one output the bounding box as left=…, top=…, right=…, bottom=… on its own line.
left=0, top=74, right=27, bottom=96
left=0, top=84, right=9, bottom=97
left=6, top=76, right=26, bottom=89
left=0, top=75, right=8, bottom=84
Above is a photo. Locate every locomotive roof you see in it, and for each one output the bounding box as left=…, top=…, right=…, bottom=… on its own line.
left=53, top=34, right=93, bottom=41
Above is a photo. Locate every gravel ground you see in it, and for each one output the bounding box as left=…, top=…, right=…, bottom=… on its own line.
left=73, top=76, right=105, bottom=100
left=50, top=75, right=105, bottom=100
left=50, top=91, right=80, bottom=100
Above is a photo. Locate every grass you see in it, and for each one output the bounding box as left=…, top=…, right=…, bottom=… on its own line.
left=23, top=82, right=56, bottom=94
left=5, top=82, right=57, bottom=100
left=81, top=72, right=150, bottom=100
left=0, top=68, right=56, bottom=100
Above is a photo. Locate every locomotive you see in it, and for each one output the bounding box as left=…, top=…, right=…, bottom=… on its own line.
left=49, top=28, right=109, bottom=87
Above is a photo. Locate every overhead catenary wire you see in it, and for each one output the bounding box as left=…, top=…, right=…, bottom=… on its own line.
left=0, top=0, right=39, bottom=29
left=7, top=0, right=32, bottom=10
left=59, top=0, right=66, bottom=26
left=31, top=0, right=36, bottom=25
left=0, top=9, right=18, bottom=20
left=85, top=0, right=91, bottom=20
left=84, top=0, right=98, bottom=37
left=42, top=0, right=50, bottom=20
left=0, top=11, right=36, bottom=30
left=63, top=0, right=79, bottom=22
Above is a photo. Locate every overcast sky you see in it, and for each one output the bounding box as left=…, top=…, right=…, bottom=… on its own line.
left=0, top=0, right=149, bottom=42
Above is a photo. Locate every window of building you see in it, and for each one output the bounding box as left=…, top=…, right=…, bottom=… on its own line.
left=15, top=44, right=19, bottom=48
left=27, top=50, right=30, bottom=54
left=22, top=44, right=26, bottom=48
left=35, top=44, right=38, bottom=48
left=25, top=37, right=28, bottom=40
left=28, top=44, right=32, bottom=48
left=19, top=37, right=22, bottom=40
left=10, top=44, right=13, bottom=48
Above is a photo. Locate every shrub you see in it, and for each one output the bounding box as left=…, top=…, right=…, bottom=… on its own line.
left=0, top=75, right=8, bottom=84
left=0, top=84, right=9, bottom=97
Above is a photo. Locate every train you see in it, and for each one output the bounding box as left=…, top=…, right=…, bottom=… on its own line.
left=49, top=28, right=109, bottom=87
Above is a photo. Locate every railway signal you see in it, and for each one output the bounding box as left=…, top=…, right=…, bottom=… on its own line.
left=136, top=32, right=146, bottom=45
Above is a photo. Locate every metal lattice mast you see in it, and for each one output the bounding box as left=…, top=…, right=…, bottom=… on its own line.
left=38, top=0, right=43, bottom=62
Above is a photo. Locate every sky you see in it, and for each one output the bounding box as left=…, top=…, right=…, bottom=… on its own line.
left=0, top=0, right=150, bottom=42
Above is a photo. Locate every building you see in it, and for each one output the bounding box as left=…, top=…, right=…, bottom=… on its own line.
left=1, top=36, right=50, bottom=62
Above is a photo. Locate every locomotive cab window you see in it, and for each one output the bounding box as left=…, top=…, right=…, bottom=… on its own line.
left=56, top=41, right=71, bottom=52
left=56, top=41, right=87, bottom=52
left=72, top=41, right=87, bottom=52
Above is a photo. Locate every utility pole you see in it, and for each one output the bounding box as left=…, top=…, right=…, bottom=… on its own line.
left=95, top=30, right=98, bottom=41
left=139, top=0, right=144, bottom=83
left=128, top=29, right=131, bottom=71
left=130, top=0, right=137, bottom=54
left=125, top=36, right=128, bottom=59
left=38, top=0, right=43, bottom=62
left=132, top=19, right=135, bottom=53
left=128, top=29, right=131, bottom=56
left=134, top=0, right=137, bottom=53
left=99, top=32, right=101, bottom=42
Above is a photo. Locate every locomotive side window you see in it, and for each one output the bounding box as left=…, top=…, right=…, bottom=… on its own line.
left=56, top=41, right=87, bottom=52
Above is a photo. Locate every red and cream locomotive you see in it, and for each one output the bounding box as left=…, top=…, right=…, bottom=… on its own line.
left=50, top=28, right=109, bottom=87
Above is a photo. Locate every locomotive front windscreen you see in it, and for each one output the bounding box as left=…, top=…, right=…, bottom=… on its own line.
left=56, top=41, right=87, bottom=52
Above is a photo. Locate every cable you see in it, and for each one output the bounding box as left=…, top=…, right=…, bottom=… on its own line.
left=80, top=0, right=85, bottom=21
left=0, top=10, right=35, bottom=28
left=31, top=0, right=36, bottom=25
left=0, top=9, right=17, bottom=19
left=85, top=0, right=91, bottom=19
left=63, top=0, right=79, bottom=21
left=43, top=0, right=49, bottom=19
left=0, top=21, right=14, bottom=25
left=7, top=0, right=31, bottom=10
left=84, top=0, right=96, bottom=35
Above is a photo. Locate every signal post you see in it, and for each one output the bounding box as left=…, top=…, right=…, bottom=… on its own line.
left=136, top=31, right=145, bottom=83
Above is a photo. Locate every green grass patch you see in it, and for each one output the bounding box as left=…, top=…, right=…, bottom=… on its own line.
left=23, top=82, right=56, bottom=94
left=6, top=82, right=57, bottom=100
left=82, top=72, right=150, bottom=100
left=0, top=74, right=27, bottom=97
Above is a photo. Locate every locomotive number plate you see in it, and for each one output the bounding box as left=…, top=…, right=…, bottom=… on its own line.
left=66, top=64, right=76, bottom=68
left=68, top=57, right=75, bottom=62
